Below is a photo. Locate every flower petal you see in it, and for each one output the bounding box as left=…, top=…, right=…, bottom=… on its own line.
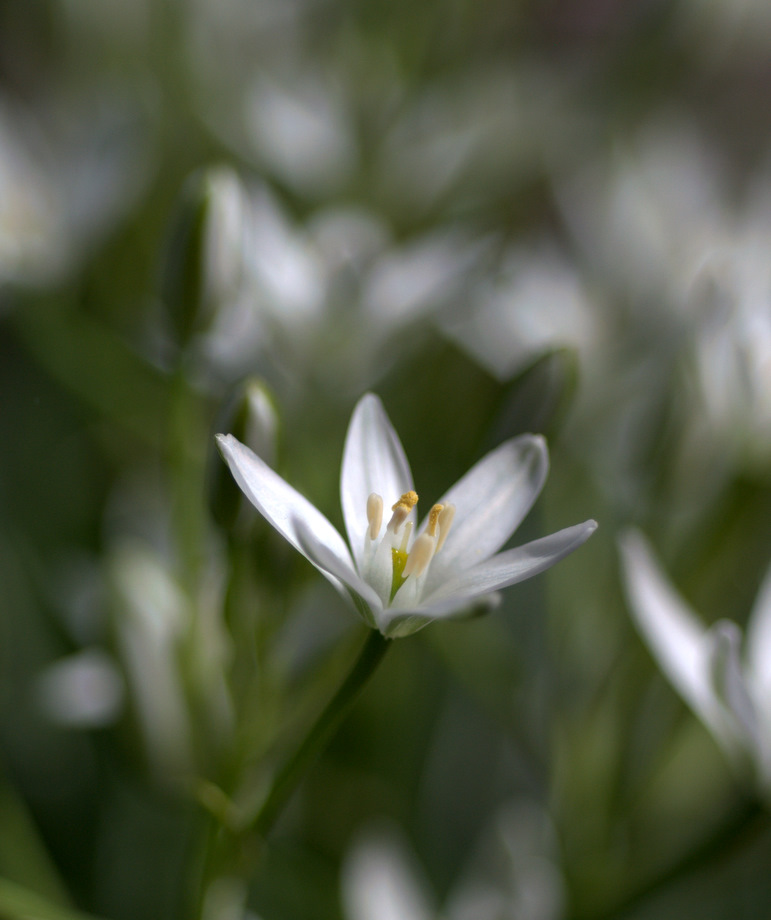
left=619, top=530, right=736, bottom=752
left=340, top=393, right=414, bottom=573
left=746, top=561, right=771, bottom=701
left=216, top=433, right=355, bottom=578
left=342, top=824, right=436, bottom=920
left=293, top=516, right=384, bottom=630
left=377, top=594, right=501, bottom=639
left=422, top=520, right=596, bottom=609
left=708, top=620, right=758, bottom=749
left=424, top=435, right=549, bottom=591
left=745, top=562, right=771, bottom=782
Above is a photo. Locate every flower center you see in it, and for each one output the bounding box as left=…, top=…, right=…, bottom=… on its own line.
left=365, top=490, right=455, bottom=605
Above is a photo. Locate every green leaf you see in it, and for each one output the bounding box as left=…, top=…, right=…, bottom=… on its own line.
left=0, top=782, right=70, bottom=908
left=0, top=878, right=106, bottom=920
left=14, top=303, right=170, bottom=448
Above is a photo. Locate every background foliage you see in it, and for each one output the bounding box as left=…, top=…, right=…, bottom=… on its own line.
left=1, top=1, right=771, bottom=918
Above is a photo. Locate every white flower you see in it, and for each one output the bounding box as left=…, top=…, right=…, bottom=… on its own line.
left=342, top=803, right=564, bottom=920
left=682, top=189, right=771, bottom=467
left=619, top=530, right=771, bottom=788
left=34, top=649, right=124, bottom=729
left=202, top=180, right=482, bottom=392
left=0, top=91, right=148, bottom=288
left=217, top=393, right=597, bottom=638
left=438, top=239, right=600, bottom=382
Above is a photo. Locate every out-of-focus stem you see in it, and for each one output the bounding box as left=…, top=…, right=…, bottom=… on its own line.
left=253, top=629, right=391, bottom=838
left=192, top=629, right=390, bottom=918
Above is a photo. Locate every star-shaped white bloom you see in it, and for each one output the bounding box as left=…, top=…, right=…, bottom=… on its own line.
left=217, top=394, right=597, bottom=638
left=620, top=530, right=771, bottom=789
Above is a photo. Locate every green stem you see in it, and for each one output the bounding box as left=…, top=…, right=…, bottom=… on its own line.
left=192, top=630, right=391, bottom=916
left=253, top=629, right=391, bottom=838
left=169, top=360, right=205, bottom=593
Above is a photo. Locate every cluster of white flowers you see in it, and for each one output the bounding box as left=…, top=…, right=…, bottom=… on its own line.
left=200, top=173, right=486, bottom=391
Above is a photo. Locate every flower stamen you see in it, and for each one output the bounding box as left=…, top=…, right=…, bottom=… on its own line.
left=435, top=503, right=455, bottom=553
left=403, top=504, right=445, bottom=579
left=402, top=533, right=433, bottom=578
left=398, top=520, right=413, bottom=553
left=366, top=493, right=383, bottom=540
left=365, top=491, right=455, bottom=604
left=387, top=490, right=418, bottom=534
left=426, top=503, right=443, bottom=537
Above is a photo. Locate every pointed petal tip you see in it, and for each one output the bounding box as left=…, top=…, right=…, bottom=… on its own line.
left=215, top=431, right=237, bottom=447
left=215, top=432, right=237, bottom=458
left=215, top=433, right=250, bottom=467
left=514, top=432, right=548, bottom=454
left=562, top=518, right=598, bottom=547
left=518, top=432, right=550, bottom=469
left=355, top=392, right=383, bottom=413
left=708, top=618, right=742, bottom=648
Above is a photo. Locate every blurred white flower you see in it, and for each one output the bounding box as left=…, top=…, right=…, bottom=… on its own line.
left=201, top=56, right=356, bottom=199
left=555, top=118, right=771, bottom=502
left=111, top=540, right=195, bottom=775
left=377, top=64, right=597, bottom=218
left=34, top=649, right=124, bottom=729
left=620, top=530, right=771, bottom=789
left=0, top=91, right=149, bottom=288
left=448, top=800, right=564, bottom=920
left=439, top=240, right=600, bottom=381
left=558, top=117, right=725, bottom=314
left=217, top=393, right=596, bottom=637
left=242, top=73, right=357, bottom=195
left=202, top=167, right=251, bottom=311
left=202, top=179, right=484, bottom=392
left=110, top=537, right=234, bottom=777
left=342, top=802, right=564, bottom=920
left=343, top=824, right=434, bottom=920
left=681, top=186, right=771, bottom=468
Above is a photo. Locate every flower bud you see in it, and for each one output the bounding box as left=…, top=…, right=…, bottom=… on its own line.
left=208, top=378, right=280, bottom=531
left=160, top=166, right=246, bottom=349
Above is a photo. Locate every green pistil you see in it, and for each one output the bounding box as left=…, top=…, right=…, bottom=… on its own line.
left=390, top=548, right=408, bottom=602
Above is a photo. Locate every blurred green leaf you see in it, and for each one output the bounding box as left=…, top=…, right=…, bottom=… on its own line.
left=13, top=304, right=170, bottom=448
left=488, top=347, right=580, bottom=445
left=0, top=782, right=70, bottom=911
left=0, top=877, right=104, bottom=920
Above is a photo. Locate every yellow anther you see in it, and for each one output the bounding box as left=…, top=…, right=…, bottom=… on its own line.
left=427, top=504, right=444, bottom=537
left=435, top=503, right=455, bottom=553
left=391, top=491, right=418, bottom=513
left=387, top=490, right=418, bottom=534
left=366, top=493, right=383, bottom=540
left=403, top=533, right=435, bottom=579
